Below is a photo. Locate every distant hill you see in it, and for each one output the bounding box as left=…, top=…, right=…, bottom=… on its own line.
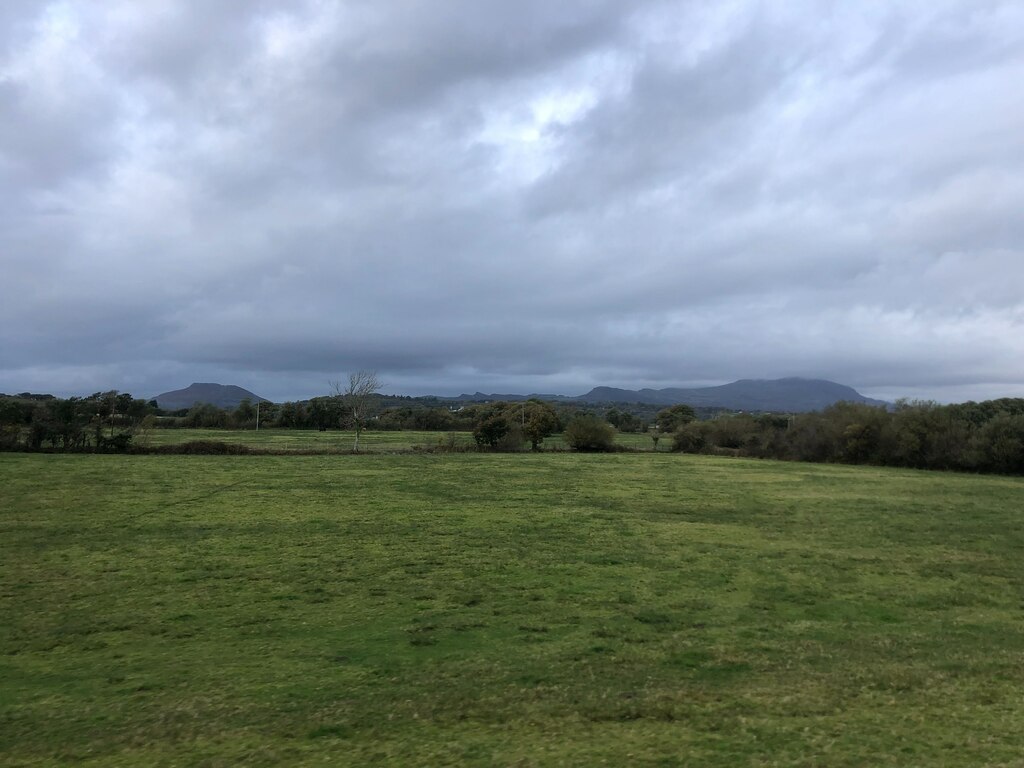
left=454, top=378, right=888, bottom=413
left=154, top=383, right=270, bottom=411
left=454, top=392, right=569, bottom=403
left=578, top=378, right=888, bottom=412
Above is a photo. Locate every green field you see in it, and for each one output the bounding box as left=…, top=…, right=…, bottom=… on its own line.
left=138, top=428, right=477, bottom=452
left=2, top=453, right=1023, bottom=766
left=138, top=427, right=660, bottom=452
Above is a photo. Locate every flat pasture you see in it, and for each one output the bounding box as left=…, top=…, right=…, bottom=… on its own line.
left=138, top=427, right=661, bottom=452
left=2, top=453, right=1023, bottom=765
left=139, top=428, right=477, bottom=452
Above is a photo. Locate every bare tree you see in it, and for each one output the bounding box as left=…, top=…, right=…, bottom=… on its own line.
left=331, top=371, right=382, bottom=452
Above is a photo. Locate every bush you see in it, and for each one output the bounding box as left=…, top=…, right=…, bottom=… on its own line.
left=183, top=404, right=233, bottom=429
left=672, top=422, right=707, bottom=453
left=563, top=415, right=616, bottom=452
left=97, top=433, right=133, bottom=452
left=0, top=425, right=22, bottom=450
left=152, top=440, right=256, bottom=455
left=428, top=432, right=474, bottom=453
left=495, top=425, right=526, bottom=452
left=967, top=414, right=1024, bottom=474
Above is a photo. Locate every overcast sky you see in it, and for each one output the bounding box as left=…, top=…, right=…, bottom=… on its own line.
left=2, top=1, right=1023, bottom=403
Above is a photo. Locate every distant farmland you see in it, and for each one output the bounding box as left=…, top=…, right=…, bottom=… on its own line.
left=2, top=453, right=1023, bottom=766
left=134, top=427, right=658, bottom=452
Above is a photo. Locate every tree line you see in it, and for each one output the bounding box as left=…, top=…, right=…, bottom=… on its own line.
left=669, top=399, right=1024, bottom=475
left=0, top=392, right=158, bottom=451
left=3, top=387, right=1022, bottom=474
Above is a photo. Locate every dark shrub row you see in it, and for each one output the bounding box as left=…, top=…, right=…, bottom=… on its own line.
left=140, top=440, right=260, bottom=455
left=672, top=399, right=1024, bottom=474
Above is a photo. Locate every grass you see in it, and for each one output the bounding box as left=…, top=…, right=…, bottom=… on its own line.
left=137, top=427, right=663, bottom=452
left=2, top=453, right=1024, bottom=765
left=137, top=428, right=477, bottom=452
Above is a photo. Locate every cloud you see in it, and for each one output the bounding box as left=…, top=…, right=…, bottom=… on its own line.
left=1, top=0, right=1023, bottom=402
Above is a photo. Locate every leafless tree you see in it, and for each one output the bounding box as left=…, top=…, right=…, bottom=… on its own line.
left=331, top=370, right=382, bottom=452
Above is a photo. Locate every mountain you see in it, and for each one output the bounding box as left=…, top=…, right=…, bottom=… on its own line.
left=575, top=378, right=887, bottom=412
left=454, top=392, right=570, bottom=402
left=153, top=378, right=883, bottom=412
left=451, top=378, right=887, bottom=413
left=154, top=383, right=270, bottom=411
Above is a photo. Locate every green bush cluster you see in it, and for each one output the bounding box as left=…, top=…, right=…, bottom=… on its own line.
left=471, top=400, right=561, bottom=450
left=671, top=399, right=1024, bottom=474
left=563, top=414, right=617, bottom=451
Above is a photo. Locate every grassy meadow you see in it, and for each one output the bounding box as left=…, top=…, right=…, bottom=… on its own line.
left=2, top=452, right=1024, bottom=766
left=137, top=427, right=477, bottom=452
left=136, top=427, right=662, bottom=452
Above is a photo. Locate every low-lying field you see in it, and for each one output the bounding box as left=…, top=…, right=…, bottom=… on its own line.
left=138, top=428, right=474, bottom=452
left=2, top=453, right=1023, bottom=765
left=136, top=427, right=661, bottom=452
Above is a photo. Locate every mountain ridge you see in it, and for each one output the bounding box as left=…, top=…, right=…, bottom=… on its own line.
left=153, top=377, right=888, bottom=413
left=452, top=378, right=887, bottom=413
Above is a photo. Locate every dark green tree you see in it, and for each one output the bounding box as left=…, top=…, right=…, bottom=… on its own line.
left=473, top=411, right=513, bottom=448
left=517, top=400, right=560, bottom=450
left=235, top=398, right=256, bottom=425
left=606, top=408, right=641, bottom=432
left=307, top=397, right=339, bottom=431
left=655, top=404, right=696, bottom=432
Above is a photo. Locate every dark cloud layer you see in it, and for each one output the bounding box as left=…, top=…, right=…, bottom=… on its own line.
left=2, top=1, right=1022, bottom=403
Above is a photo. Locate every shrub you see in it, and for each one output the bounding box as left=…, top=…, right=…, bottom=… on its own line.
left=0, top=425, right=22, bottom=450
left=967, top=414, right=1024, bottom=474
left=154, top=440, right=255, bottom=455
left=672, top=422, right=707, bottom=453
left=495, top=425, right=526, bottom=452
left=563, top=415, right=616, bottom=452
left=97, top=433, right=133, bottom=453
left=183, top=404, right=232, bottom=429
left=427, top=432, right=472, bottom=453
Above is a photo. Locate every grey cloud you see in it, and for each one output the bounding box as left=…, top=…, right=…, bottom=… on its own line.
left=1, top=1, right=1022, bottom=403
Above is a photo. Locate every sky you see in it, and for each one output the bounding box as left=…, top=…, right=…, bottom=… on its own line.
left=2, top=1, right=1023, bottom=403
